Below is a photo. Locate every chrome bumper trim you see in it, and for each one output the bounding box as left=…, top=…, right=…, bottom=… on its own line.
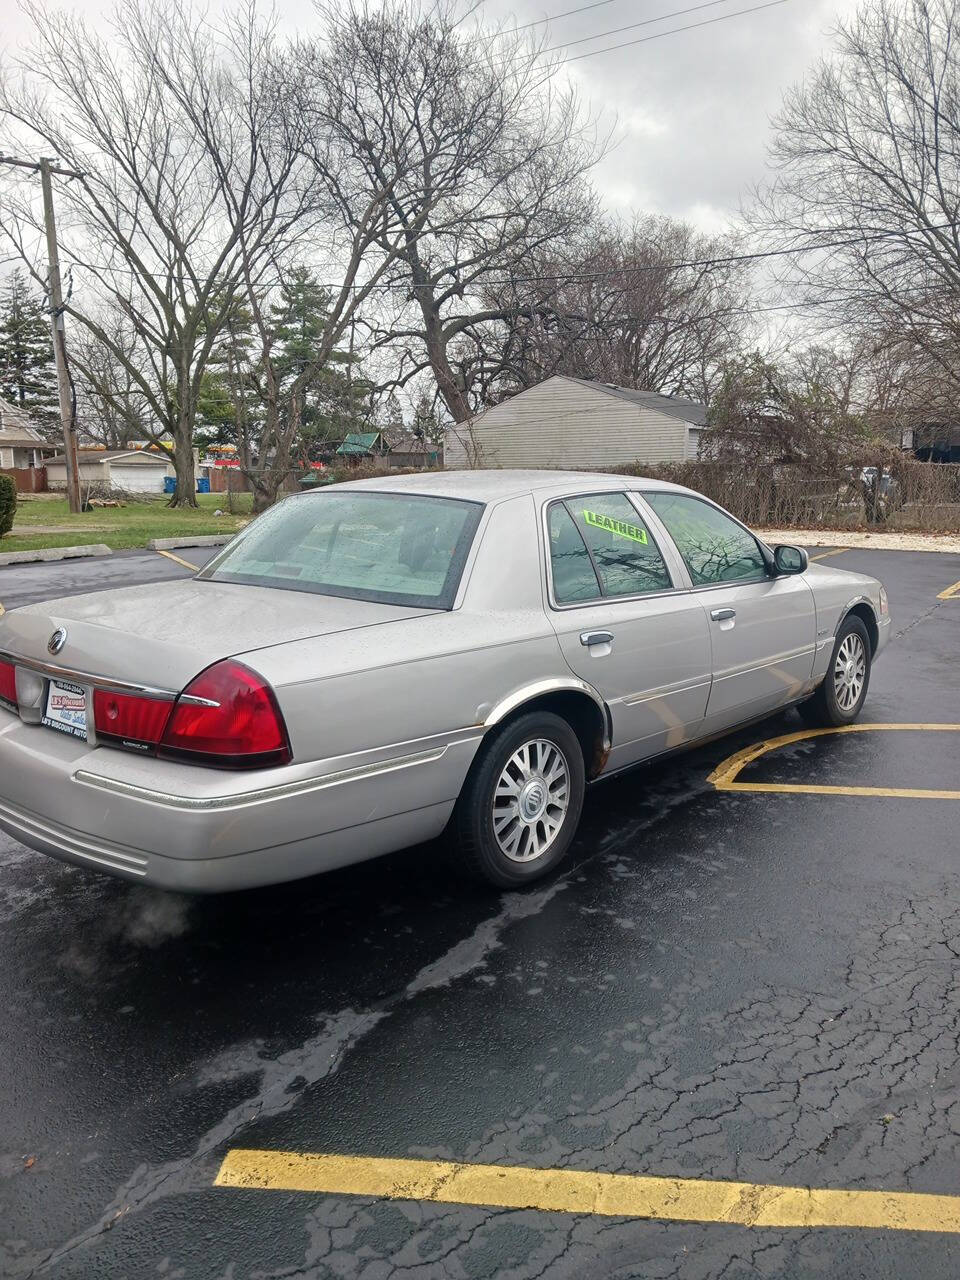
left=0, top=647, right=182, bottom=703
left=0, top=796, right=148, bottom=876
left=73, top=743, right=454, bottom=812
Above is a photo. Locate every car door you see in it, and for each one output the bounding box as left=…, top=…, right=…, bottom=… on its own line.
left=640, top=491, right=817, bottom=732
left=543, top=490, right=712, bottom=771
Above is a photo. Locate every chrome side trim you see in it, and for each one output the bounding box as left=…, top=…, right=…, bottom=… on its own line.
left=483, top=678, right=612, bottom=748
left=73, top=743, right=455, bottom=812
left=712, top=645, right=816, bottom=683
left=622, top=677, right=712, bottom=708
left=0, top=797, right=148, bottom=875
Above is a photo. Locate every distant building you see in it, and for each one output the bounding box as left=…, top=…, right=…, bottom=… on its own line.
left=45, top=447, right=173, bottom=493
left=335, top=431, right=390, bottom=461
left=912, top=424, right=960, bottom=463
left=0, top=397, right=58, bottom=470
left=387, top=433, right=442, bottom=469
left=443, top=376, right=707, bottom=471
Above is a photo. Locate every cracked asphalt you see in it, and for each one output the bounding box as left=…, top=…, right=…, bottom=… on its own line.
left=1, top=546, right=960, bottom=1278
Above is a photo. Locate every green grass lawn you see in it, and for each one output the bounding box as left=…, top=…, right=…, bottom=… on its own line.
left=2, top=493, right=254, bottom=552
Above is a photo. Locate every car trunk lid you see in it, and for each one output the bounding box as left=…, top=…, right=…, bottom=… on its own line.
left=0, top=577, right=432, bottom=692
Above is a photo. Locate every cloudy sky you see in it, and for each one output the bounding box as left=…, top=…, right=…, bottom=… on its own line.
left=2, top=0, right=860, bottom=234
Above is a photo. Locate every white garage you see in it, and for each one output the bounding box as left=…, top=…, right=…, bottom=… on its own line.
left=108, top=461, right=169, bottom=493
left=46, top=448, right=173, bottom=493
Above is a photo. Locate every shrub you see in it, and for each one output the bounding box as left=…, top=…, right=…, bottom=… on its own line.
left=0, top=474, right=16, bottom=538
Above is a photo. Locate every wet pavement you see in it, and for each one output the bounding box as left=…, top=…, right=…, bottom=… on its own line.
left=1, top=546, right=960, bottom=1278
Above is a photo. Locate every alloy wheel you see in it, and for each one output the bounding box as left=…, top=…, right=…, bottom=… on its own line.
left=492, top=738, right=570, bottom=863
left=833, top=632, right=867, bottom=711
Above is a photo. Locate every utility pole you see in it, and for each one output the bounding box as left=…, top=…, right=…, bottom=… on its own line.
left=0, top=153, right=84, bottom=513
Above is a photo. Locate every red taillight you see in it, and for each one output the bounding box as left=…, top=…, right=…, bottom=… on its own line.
left=93, top=688, right=172, bottom=750
left=159, top=660, right=291, bottom=768
left=0, top=659, right=17, bottom=708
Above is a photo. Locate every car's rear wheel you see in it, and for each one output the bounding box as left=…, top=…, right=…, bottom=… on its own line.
left=798, top=615, right=872, bottom=728
left=452, top=711, right=586, bottom=888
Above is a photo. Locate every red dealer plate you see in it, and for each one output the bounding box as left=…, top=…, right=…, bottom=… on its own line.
left=41, top=679, right=89, bottom=740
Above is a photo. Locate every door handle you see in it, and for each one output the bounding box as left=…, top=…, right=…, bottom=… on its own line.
left=710, top=608, right=736, bottom=622
left=580, top=630, right=614, bottom=647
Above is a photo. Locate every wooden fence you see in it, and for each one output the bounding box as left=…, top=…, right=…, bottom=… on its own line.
left=1, top=466, right=48, bottom=493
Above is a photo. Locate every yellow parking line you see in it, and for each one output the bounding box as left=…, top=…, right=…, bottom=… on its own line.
left=709, top=723, right=960, bottom=798
left=155, top=548, right=200, bottom=572
left=809, top=548, right=848, bottom=561
left=937, top=579, right=960, bottom=600
left=215, top=1149, right=960, bottom=1234
left=0, top=600, right=4, bottom=617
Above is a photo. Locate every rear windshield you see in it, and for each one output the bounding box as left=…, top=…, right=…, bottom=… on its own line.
left=200, top=490, right=484, bottom=609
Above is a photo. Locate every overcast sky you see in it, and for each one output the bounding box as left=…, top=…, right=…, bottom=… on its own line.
left=2, top=0, right=861, bottom=235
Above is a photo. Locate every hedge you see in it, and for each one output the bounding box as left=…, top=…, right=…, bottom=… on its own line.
left=0, top=474, right=16, bottom=538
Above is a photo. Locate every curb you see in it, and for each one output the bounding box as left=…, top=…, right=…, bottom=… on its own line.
left=148, top=536, right=232, bottom=551
left=757, top=529, right=960, bottom=554
left=0, top=543, right=113, bottom=567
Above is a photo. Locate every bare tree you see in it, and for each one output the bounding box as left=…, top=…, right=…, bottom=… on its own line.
left=70, top=320, right=152, bottom=449
left=751, top=0, right=960, bottom=405
left=300, top=0, right=605, bottom=425
left=0, top=0, right=317, bottom=505
left=468, top=214, right=752, bottom=406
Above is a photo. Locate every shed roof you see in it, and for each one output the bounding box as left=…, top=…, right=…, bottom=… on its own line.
left=46, top=448, right=170, bottom=466
left=565, top=378, right=708, bottom=426
left=336, top=431, right=383, bottom=456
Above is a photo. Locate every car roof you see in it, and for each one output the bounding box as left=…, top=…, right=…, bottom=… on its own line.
left=335, top=468, right=691, bottom=503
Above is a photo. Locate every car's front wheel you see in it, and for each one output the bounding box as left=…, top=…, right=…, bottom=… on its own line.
left=798, top=614, right=872, bottom=728
left=452, top=711, right=586, bottom=888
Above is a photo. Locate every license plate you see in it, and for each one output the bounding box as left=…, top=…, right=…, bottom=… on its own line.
left=42, top=679, right=89, bottom=740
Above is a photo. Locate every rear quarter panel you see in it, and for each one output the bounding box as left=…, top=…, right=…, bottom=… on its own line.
left=243, top=494, right=569, bottom=768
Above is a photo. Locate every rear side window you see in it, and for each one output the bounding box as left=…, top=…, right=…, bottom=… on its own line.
left=547, top=493, right=672, bottom=603
left=645, top=492, right=767, bottom=585
left=548, top=504, right=600, bottom=602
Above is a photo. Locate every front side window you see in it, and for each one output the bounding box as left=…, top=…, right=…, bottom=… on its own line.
left=201, top=491, right=483, bottom=608
left=645, top=492, right=767, bottom=586
left=547, top=493, right=672, bottom=603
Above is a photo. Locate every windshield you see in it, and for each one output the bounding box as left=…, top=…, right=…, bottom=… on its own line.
left=200, top=490, right=484, bottom=609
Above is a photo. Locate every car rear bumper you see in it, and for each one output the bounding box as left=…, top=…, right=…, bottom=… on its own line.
left=0, top=709, right=480, bottom=891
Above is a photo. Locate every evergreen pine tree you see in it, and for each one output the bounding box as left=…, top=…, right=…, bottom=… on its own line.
left=0, top=270, right=59, bottom=431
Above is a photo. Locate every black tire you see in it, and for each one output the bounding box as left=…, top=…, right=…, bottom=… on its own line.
left=798, top=614, right=872, bottom=728
left=451, top=711, right=586, bottom=888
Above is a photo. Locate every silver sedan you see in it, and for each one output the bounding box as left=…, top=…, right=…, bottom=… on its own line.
left=0, top=470, right=890, bottom=891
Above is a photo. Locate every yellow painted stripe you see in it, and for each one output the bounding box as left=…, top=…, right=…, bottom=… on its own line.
left=0, top=600, right=4, bottom=617
left=155, top=548, right=200, bottom=572
left=709, top=723, right=960, bottom=799
left=215, top=1150, right=960, bottom=1234
left=809, top=548, right=848, bottom=561
left=937, top=579, right=960, bottom=600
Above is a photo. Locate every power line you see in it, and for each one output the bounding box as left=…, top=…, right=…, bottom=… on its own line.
left=33, top=221, right=960, bottom=296
left=500, top=0, right=623, bottom=36
left=562, top=0, right=791, bottom=63
left=542, top=0, right=753, bottom=53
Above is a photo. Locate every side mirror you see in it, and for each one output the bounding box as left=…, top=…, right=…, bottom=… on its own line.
left=773, top=544, right=808, bottom=575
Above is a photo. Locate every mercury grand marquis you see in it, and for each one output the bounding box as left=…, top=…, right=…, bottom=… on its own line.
left=0, top=470, right=889, bottom=891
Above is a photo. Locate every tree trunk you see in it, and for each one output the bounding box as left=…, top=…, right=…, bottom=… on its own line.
left=168, top=434, right=197, bottom=507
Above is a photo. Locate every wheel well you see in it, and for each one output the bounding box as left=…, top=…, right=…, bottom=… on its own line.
left=844, top=603, right=879, bottom=655
left=493, top=691, right=609, bottom=780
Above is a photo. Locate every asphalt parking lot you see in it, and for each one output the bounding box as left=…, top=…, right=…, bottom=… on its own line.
left=2, top=545, right=960, bottom=1279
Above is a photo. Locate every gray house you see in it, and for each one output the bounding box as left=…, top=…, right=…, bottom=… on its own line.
left=444, top=376, right=707, bottom=471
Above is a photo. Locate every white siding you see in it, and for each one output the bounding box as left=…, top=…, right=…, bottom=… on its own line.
left=45, top=461, right=105, bottom=490
left=444, top=376, right=690, bottom=470
left=0, top=447, right=12, bottom=468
